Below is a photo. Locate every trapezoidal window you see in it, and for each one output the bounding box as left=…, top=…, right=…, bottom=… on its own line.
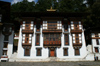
left=63, top=48, right=68, bottom=56
left=43, top=34, right=61, bottom=44
left=48, top=21, right=57, bottom=30
left=95, top=47, right=99, bottom=53
left=64, top=25, right=68, bottom=31
left=4, top=35, right=9, bottom=41
left=96, top=39, right=99, bottom=45
left=36, top=48, right=42, bottom=56
left=64, top=34, right=69, bottom=45
left=24, top=49, right=30, bottom=56
left=36, top=34, right=40, bottom=46
left=75, top=49, right=80, bottom=56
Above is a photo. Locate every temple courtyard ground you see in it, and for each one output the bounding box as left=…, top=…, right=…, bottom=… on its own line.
left=1, top=61, right=100, bottom=66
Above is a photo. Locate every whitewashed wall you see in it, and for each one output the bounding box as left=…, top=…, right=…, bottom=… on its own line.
left=91, top=33, right=100, bottom=60
left=17, top=23, right=88, bottom=60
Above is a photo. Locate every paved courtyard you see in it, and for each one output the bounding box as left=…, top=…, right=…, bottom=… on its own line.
left=1, top=61, right=100, bottom=66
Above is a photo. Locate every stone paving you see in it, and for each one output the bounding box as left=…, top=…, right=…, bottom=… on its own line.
left=1, top=61, right=100, bottom=66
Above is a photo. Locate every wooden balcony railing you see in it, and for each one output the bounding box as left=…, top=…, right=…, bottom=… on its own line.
left=71, top=28, right=82, bottom=33
left=42, top=29, right=62, bottom=33
left=43, top=41, right=61, bottom=47
left=22, top=30, right=34, bottom=34
left=73, top=43, right=82, bottom=46
left=22, top=43, right=31, bottom=46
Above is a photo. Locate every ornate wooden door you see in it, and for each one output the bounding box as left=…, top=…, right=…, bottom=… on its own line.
left=49, top=48, right=55, bottom=57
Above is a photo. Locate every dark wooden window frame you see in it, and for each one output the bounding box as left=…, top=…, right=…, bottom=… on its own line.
left=3, top=42, right=8, bottom=48
left=72, top=34, right=82, bottom=44
left=25, top=34, right=29, bottom=44
left=63, top=48, right=68, bottom=56
left=95, top=33, right=99, bottom=37
left=64, top=25, right=68, bottom=31
left=35, top=34, right=40, bottom=46
left=75, top=49, right=80, bottom=56
left=4, top=35, right=9, bottom=41
left=36, top=48, right=42, bottom=56
left=24, top=49, right=30, bottom=56
left=48, top=21, right=57, bottom=30
left=95, top=47, right=99, bottom=53
left=96, top=39, right=99, bottom=45
left=64, top=34, right=69, bottom=45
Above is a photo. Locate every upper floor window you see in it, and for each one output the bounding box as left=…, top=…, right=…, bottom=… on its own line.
left=75, top=49, right=80, bottom=56
left=36, top=34, right=40, bottom=46
left=95, top=47, right=99, bottom=53
left=63, top=48, right=68, bottom=56
left=36, top=48, right=42, bottom=56
left=43, top=21, right=62, bottom=30
left=22, top=34, right=32, bottom=44
left=95, top=33, right=99, bottom=37
left=64, top=34, right=69, bottom=45
left=48, top=21, right=57, bottom=30
left=44, top=34, right=61, bottom=41
left=24, top=49, right=30, bottom=56
left=4, top=35, right=9, bottom=41
left=96, top=39, right=99, bottom=45
left=72, top=34, right=82, bottom=44
left=71, top=21, right=82, bottom=30
left=22, top=21, right=34, bottom=30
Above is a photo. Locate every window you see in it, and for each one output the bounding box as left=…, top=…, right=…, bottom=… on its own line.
left=64, top=25, right=68, bottom=31
left=25, top=24, right=30, bottom=30
left=36, top=34, right=40, bottom=46
left=95, top=47, right=99, bottom=53
left=36, top=48, right=42, bottom=56
left=72, top=34, right=82, bottom=44
left=43, top=21, right=62, bottom=30
left=43, top=21, right=47, bottom=29
left=4, top=42, right=8, bottom=48
left=36, top=25, right=40, bottom=32
left=75, top=49, right=80, bottom=56
left=22, top=21, right=33, bottom=30
left=48, top=21, right=57, bottom=30
left=63, top=48, right=68, bottom=56
left=4, top=35, right=9, bottom=41
left=22, top=34, right=32, bottom=44
left=64, top=34, right=69, bottom=45
left=96, top=39, right=99, bottom=45
left=57, top=21, right=62, bottom=29
left=25, top=34, right=29, bottom=43
left=74, top=22, right=79, bottom=24
left=3, top=50, right=7, bottom=55
left=24, top=49, right=30, bottom=56
left=43, top=34, right=61, bottom=44
left=71, top=21, right=82, bottom=30
left=95, top=33, right=98, bottom=37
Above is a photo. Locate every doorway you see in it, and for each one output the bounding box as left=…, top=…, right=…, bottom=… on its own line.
left=49, top=47, right=56, bottom=57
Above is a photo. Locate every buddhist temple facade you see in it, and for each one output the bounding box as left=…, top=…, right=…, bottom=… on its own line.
left=8, top=11, right=93, bottom=62
left=0, top=1, right=97, bottom=62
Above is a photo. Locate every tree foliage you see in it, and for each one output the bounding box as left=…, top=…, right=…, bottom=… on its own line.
left=11, top=0, right=100, bottom=29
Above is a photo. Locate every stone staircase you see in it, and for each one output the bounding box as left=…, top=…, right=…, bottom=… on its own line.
left=49, top=57, right=58, bottom=61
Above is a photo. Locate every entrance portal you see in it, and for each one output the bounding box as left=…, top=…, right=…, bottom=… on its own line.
left=49, top=48, right=56, bottom=57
